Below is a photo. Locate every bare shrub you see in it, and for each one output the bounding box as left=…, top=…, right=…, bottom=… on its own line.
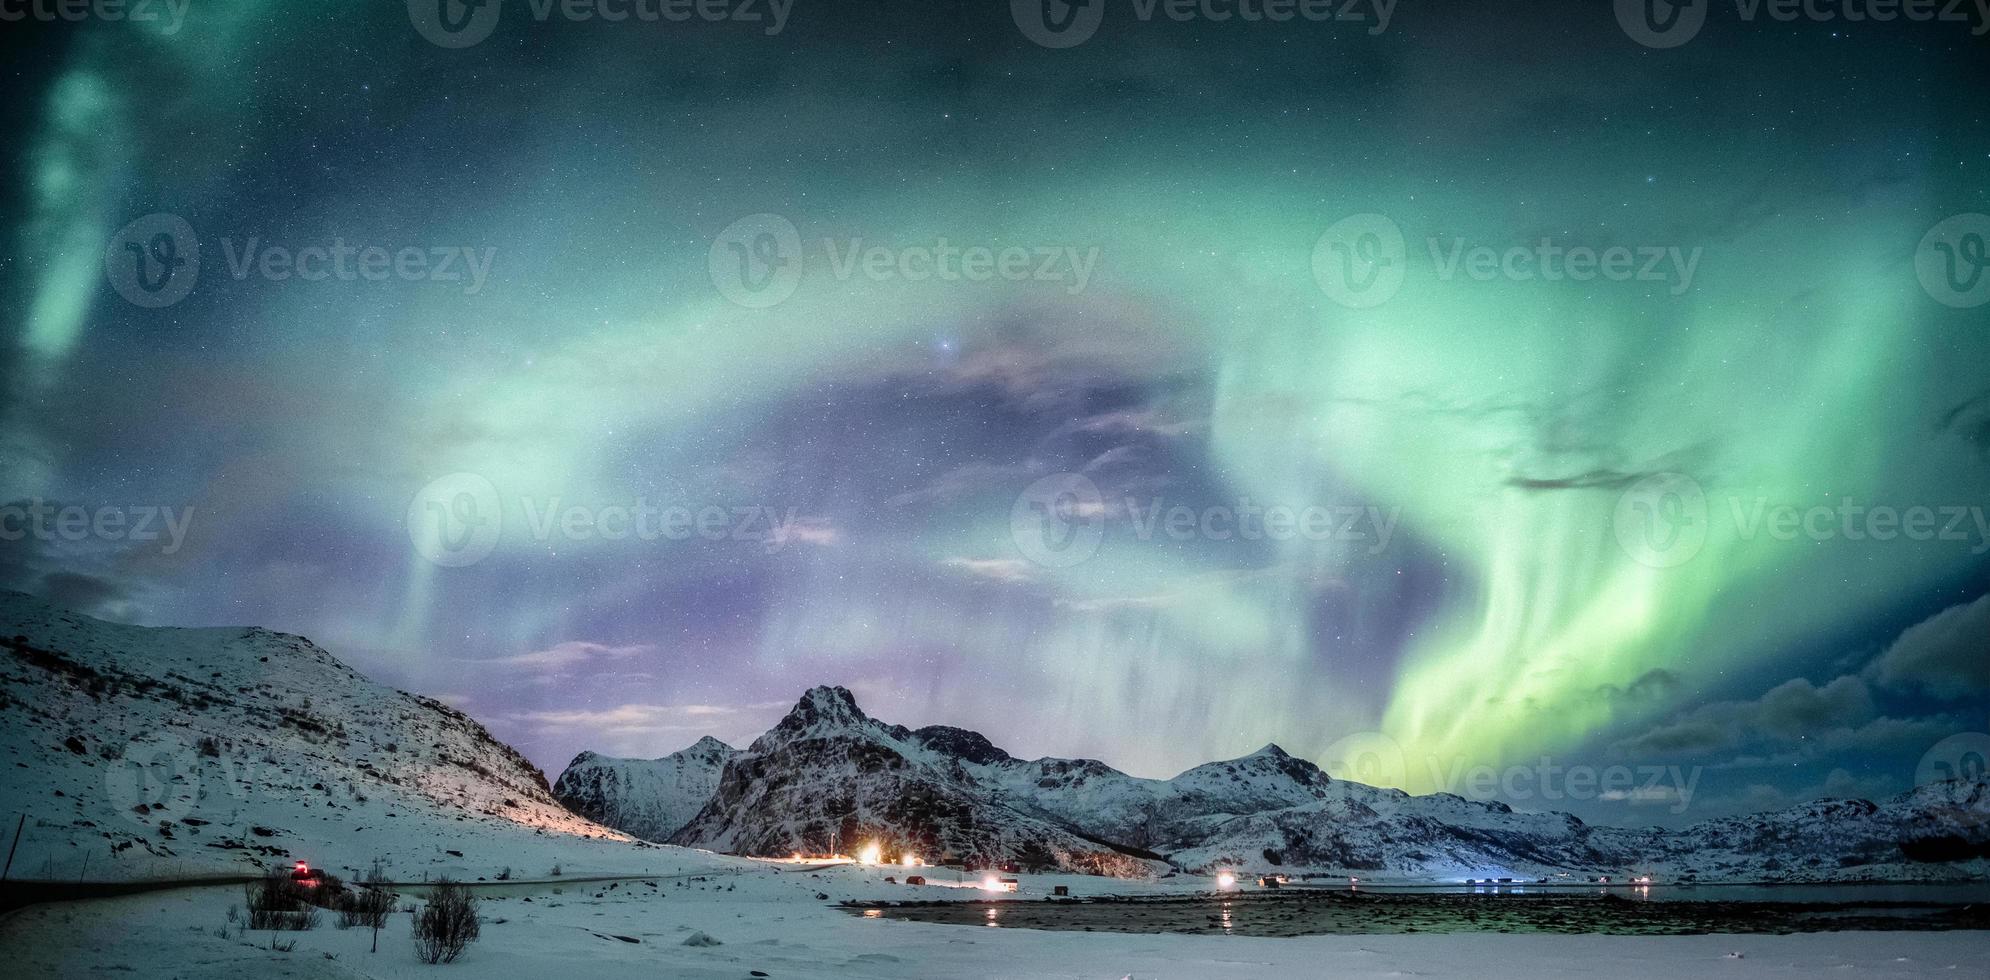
left=243, top=869, right=317, bottom=930
left=412, top=880, right=479, bottom=964
left=337, top=866, right=394, bottom=930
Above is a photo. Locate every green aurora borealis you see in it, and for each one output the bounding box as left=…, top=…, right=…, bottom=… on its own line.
left=5, top=1, right=1988, bottom=821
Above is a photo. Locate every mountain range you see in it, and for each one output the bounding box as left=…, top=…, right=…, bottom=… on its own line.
left=559, top=685, right=1990, bottom=882
left=2, top=588, right=1981, bottom=887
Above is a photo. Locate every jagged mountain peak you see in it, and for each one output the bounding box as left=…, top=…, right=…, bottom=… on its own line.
left=788, top=684, right=866, bottom=723
left=912, top=725, right=1013, bottom=766
left=687, top=735, right=736, bottom=753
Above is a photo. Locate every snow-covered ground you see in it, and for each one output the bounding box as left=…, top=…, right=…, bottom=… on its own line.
left=3, top=864, right=1982, bottom=980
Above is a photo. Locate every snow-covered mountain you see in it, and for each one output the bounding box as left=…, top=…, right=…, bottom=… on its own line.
left=0, top=591, right=699, bottom=884
left=573, top=685, right=1990, bottom=882
left=666, top=686, right=1159, bottom=876
left=552, top=736, right=738, bottom=842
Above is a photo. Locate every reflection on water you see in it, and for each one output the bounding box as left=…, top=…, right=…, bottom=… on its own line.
left=1358, top=882, right=1990, bottom=904
left=858, top=883, right=1990, bottom=937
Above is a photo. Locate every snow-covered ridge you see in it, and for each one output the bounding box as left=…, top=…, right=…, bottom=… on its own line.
left=571, top=684, right=1990, bottom=882
left=553, top=736, right=737, bottom=842
left=0, top=591, right=717, bottom=884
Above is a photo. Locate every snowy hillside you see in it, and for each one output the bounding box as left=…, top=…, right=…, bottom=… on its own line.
left=0, top=591, right=725, bottom=884
left=553, top=737, right=737, bottom=842
left=574, top=685, right=1990, bottom=882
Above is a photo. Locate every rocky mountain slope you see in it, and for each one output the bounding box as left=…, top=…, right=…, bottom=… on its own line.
left=0, top=591, right=697, bottom=883
left=667, top=687, right=1159, bottom=875
left=571, top=685, right=1990, bottom=882
left=553, top=736, right=737, bottom=842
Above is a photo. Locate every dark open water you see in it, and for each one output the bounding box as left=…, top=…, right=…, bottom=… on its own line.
left=855, top=883, right=1990, bottom=936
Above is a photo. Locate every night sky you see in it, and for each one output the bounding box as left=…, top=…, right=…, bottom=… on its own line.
left=5, top=1, right=1988, bottom=827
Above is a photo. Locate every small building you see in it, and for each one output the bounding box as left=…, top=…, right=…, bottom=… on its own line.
left=904, top=875, right=926, bottom=886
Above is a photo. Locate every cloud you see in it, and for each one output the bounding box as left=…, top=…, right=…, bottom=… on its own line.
left=1864, top=593, right=1990, bottom=699
left=1613, top=675, right=1876, bottom=759
left=34, top=571, right=135, bottom=618
left=0, top=512, right=158, bottom=621
left=1049, top=406, right=1205, bottom=441
left=480, top=641, right=658, bottom=673
left=766, top=516, right=840, bottom=549
left=940, top=557, right=1037, bottom=584
left=1705, top=768, right=1904, bottom=818
left=1753, top=675, right=1875, bottom=739
left=885, top=460, right=1043, bottom=509
left=505, top=700, right=789, bottom=757
left=1617, top=718, right=1731, bottom=756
